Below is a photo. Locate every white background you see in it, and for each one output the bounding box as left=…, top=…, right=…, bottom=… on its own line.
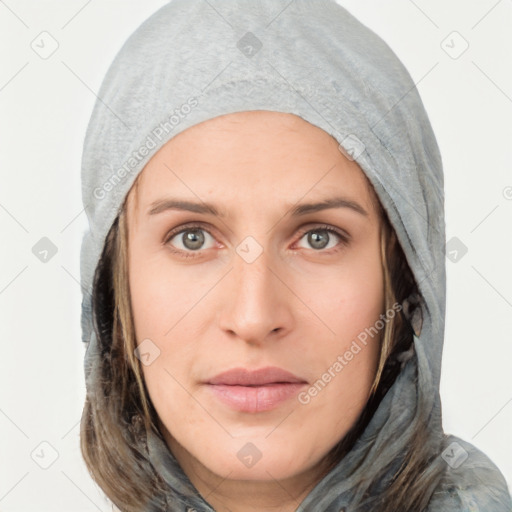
left=0, top=1, right=511, bottom=510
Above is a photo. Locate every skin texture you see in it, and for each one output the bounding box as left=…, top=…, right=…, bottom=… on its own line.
left=126, top=110, right=385, bottom=512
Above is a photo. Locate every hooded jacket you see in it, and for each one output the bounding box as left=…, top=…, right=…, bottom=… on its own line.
left=79, top=1, right=512, bottom=510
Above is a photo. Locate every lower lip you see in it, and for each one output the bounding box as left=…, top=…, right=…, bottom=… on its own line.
left=205, top=383, right=306, bottom=413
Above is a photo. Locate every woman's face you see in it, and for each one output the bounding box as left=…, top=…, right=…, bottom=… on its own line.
left=126, top=111, right=384, bottom=493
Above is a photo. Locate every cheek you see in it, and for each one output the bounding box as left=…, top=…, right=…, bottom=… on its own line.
left=128, top=248, right=210, bottom=340
left=129, top=251, right=213, bottom=407
left=303, top=246, right=385, bottom=341
left=295, top=244, right=384, bottom=400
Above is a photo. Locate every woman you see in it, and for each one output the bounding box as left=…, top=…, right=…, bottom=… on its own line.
left=79, top=0, right=512, bottom=510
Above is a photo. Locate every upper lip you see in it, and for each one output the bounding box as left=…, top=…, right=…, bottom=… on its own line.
left=206, top=366, right=307, bottom=386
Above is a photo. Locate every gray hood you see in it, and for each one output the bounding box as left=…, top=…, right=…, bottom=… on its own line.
left=79, top=0, right=512, bottom=510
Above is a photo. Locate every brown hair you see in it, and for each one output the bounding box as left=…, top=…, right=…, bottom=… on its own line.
left=80, top=175, right=445, bottom=511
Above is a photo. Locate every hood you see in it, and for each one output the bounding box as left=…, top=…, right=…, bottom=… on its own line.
left=79, top=1, right=511, bottom=510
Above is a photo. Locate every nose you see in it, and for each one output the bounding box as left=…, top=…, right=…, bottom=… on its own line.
left=217, top=247, right=294, bottom=345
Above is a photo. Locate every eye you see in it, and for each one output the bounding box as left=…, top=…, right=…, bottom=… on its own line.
left=164, top=223, right=349, bottom=259
left=295, top=225, right=349, bottom=253
left=165, top=224, right=216, bottom=256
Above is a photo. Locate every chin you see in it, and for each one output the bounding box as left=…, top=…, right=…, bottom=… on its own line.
left=168, top=426, right=327, bottom=483
left=206, top=445, right=317, bottom=481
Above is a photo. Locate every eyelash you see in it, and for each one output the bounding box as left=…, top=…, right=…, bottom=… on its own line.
left=163, top=223, right=350, bottom=259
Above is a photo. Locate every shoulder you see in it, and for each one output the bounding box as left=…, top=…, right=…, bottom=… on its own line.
left=426, top=435, right=512, bottom=511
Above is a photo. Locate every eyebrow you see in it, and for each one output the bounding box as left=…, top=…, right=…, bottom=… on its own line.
left=148, top=196, right=369, bottom=218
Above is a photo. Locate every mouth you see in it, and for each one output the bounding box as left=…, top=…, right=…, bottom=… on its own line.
left=204, top=366, right=308, bottom=413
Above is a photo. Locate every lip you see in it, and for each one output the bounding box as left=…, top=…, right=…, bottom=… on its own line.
left=206, top=366, right=306, bottom=386
left=204, top=366, right=308, bottom=413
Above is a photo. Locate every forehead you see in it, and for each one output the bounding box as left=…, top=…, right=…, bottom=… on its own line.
left=127, top=111, right=381, bottom=218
